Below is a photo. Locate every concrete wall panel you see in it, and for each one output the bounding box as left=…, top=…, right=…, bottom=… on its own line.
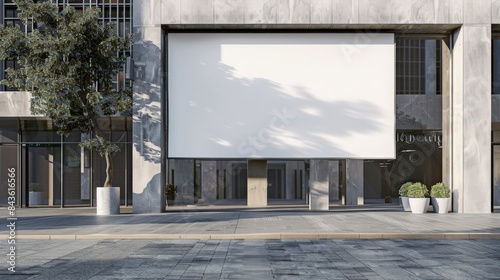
left=462, top=26, right=491, bottom=213
left=0, top=92, right=34, bottom=117
left=133, top=0, right=161, bottom=27
left=244, top=0, right=278, bottom=24
left=346, top=159, right=363, bottom=205
left=309, top=160, right=329, bottom=210
left=214, top=0, right=246, bottom=24
left=463, top=0, right=491, bottom=24
left=358, top=0, right=449, bottom=24
left=310, top=0, right=332, bottom=24
left=277, top=0, right=311, bottom=23
left=161, top=0, right=181, bottom=24
left=248, top=160, right=268, bottom=207
left=180, top=0, right=214, bottom=24
left=132, top=27, right=165, bottom=213
left=493, top=0, right=500, bottom=23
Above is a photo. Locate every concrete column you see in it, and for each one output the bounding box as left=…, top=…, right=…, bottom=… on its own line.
left=442, top=36, right=452, bottom=193
left=285, top=161, right=299, bottom=199
left=216, top=161, right=224, bottom=199
left=346, top=159, right=363, bottom=205
left=425, top=40, right=437, bottom=95
left=174, top=159, right=194, bottom=205
left=309, top=160, right=329, bottom=210
left=132, top=26, right=165, bottom=213
left=224, top=161, right=233, bottom=199
left=48, top=153, right=54, bottom=206
left=328, top=161, right=340, bottom=201
left=247, top=160, right=267, bottom=207
left=201, top=161, right=217, bottom=203
left=446, top=25, right=491, bottom=213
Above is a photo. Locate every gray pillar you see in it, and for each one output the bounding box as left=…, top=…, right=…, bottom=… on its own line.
left=446, top=25, right=491, bottom=213
left=224, top=161, right=233, bottom=199
left=346, top=159, right=363, bottom=205
left=285, top=161, right=299, bottom=199
left=175, top=159, right=195, bottom=205
left=247, top=160, right=267, bottom=207
left=201, top=161, right=217, bottom=203
left=328, top=161, right=339, bottom=201
left=309, top=160, right=329, bottom=210
left=132, top=26, right=165, bottom=213
left=48, top=153, right=54, bottom=206
left=442, top=36, right=453, bottom=213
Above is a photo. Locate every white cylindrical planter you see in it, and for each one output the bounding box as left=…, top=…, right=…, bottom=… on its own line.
left=431, top=197, right=450, bottom=214
left=97, top=187, right=120, bottom=215
left=29, top=192, right=44, bottom=205
left=409, top=198, right=430, bottom=214
left=401, top=196, right=411, bottom=211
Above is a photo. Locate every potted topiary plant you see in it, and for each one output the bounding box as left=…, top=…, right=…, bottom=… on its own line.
left=407, top=182, right=430, bottom=214
left=399, top=181, right=413, bottom=212
left=430, top=182, right=450, bottom=214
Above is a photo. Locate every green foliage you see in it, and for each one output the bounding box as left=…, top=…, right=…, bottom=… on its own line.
left=0, top=0, right=132, bottom=187
left=398, top=181, right=413, bottom=197
left=430, top=182, right=450, bottom=198
left=80, top=136, right=120, bottom=157
left=406, top=182, right=429, bottom=198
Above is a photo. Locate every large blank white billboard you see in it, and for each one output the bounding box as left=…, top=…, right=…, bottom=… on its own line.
left=168, top=33, right=395, bottom=159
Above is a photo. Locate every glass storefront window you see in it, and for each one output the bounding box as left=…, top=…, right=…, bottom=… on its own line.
left=364, top=130, right=442, bottom=200
left=25, top=144, right=62, bottom=206
left=0, top=131, right=17, bottom=143
left=396, top=39, right=442, bottom=95
left=0, top=145, right=18, bottom=205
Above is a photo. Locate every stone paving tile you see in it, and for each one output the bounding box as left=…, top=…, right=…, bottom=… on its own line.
left=4, top=206, right=500, bottom=237
left=1, top=239, right=500, bottom=279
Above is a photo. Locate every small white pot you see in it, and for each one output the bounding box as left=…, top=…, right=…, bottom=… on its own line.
left=97, top=187, right=120, bottom=215
left=401, top=196, right=411, bottom=211
left=431, top=197, right=450, bottom=214
left=409, top=197, right=430, bottom=214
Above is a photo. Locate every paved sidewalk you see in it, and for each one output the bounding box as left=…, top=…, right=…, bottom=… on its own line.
left=1, top=204, right=499, bottom=240
left=3, top=239, right=500, bottom=279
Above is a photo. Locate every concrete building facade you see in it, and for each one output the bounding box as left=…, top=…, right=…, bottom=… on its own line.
left=131, top=0, right=497, bottom=214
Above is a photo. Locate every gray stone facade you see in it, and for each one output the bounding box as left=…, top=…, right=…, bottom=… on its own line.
left=129, top=0, right=498, bottom=214
left=0, top=1, right=496, bottom=213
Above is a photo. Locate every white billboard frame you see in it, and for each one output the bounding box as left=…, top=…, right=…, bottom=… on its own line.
left=167, top=32, right=396, bottom=159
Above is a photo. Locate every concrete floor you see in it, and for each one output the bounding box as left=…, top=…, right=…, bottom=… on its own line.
left=1, top=204, right=499, bottom=239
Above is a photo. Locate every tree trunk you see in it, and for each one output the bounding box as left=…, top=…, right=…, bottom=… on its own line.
left=103, top=152, right=113, bottom=187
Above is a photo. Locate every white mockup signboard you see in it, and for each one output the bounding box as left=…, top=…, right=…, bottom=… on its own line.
left=168, top=33, right=395, bottom=159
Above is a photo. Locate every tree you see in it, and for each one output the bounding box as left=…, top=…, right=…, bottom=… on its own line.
left=0, top=0, right=132, bottom=188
